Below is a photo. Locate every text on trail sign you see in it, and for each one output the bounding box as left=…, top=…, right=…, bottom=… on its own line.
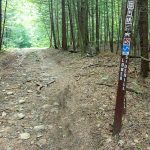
left=123, top=0, right=134, bottom=56
left=119, top=56, right=128, bottom=91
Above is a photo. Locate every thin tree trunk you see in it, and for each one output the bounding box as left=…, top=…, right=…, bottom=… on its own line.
left=91, top=3, right=95, bottom=43
left=1, top=0, right=7, bottom=48
left=0, top=0, right=2, bottom=51
left=110, top=0, right=114, bottom=52
left=67, top=0, right=76, bottom=51
left=96, top=0, right=99, bottom=54
left=62, top=0, right=67, bottom=50
left=138, top=0, right=149, bottom=77
left=49, top=0, right=58, bottom=49
left=116, top=0, right=123, bottom=54
left=56, top=0, right=60, bottom=48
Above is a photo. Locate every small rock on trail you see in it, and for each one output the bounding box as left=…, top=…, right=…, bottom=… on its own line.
left=6, top=91, right=14, bottom=95
left=33, top=125, right=46, bottom=132
left=17, top=113, right=25, bottom=120
left=19, top=99, right=26, bottom=104
left=2, top=111, right=7, bottom=118
left=19, top=133, right=30, bottom=140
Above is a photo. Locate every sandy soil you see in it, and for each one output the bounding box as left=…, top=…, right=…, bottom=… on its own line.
left=0, top=48, right=150, bottom=150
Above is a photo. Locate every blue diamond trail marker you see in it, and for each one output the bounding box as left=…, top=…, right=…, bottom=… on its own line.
left=113, top=0, right=136, bottom=135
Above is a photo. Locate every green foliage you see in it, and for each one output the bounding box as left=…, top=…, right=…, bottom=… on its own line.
left=5, top=24, right=31, bottom=48
left=3, top=0, right=50, bottom=48
left=2, top=0, right=150, bottom=50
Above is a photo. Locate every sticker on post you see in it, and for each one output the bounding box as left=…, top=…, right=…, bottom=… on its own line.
left=125, top=16, right=132, bottom=25
left=123, top=38, right=131, bottom=45
left=122, top=44, right=130, bottom=55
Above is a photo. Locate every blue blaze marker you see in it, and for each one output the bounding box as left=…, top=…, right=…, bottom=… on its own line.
left=122, top=44, right=130, bottom=55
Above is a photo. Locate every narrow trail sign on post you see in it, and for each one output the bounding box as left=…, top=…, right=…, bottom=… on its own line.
left=113, top=0, right=136, bottom=135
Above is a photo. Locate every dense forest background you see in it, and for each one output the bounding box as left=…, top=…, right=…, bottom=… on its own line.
left=1, top=0, right=49, bottom=48
left=0, top=0, right=149, bottom=51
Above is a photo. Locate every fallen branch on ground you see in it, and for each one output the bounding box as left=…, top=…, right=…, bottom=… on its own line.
left=96, top=83, right=114, bottom=87
left=46, top=80, right=56, bottom=86
left=96, top=83, right=142, bottom=94
left=83, top=63, right=117, bottom=69
left=129, top=55, right=150, bottom=62
left=141, top=56, right=150, bottom=62
left=36, top=80, right=56, bottom=94
left=36, top=82, right=45, bottom=93
left=126, top=87, right=142, bottom=94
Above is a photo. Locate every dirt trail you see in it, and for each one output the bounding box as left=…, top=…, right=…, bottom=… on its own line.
left=0, top=48, right=73, bottom=150
left=0, top=48, right=150, bottom=150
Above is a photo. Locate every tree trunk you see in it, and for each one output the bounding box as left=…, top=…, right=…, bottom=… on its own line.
left=91, top=3, right=95, bottom=43
left=110, top=0, right=114, bottom=52
left=0, top=0, right=2, bottom=51
left=62, top=0, right=67, bottom=50
left=138, top=0, right=149, bottom=77
left=96, top=0, right=99, bottom=54
left=56, top=0, right=60, bottom=48
left=79, top=0, right=89, bottom=53
left=67, top=0, right=76, bottom=51
left=49, top=0, right=58, bottom=49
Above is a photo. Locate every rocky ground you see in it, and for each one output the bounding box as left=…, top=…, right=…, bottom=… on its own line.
left=0, top=48, right=150, bottom=150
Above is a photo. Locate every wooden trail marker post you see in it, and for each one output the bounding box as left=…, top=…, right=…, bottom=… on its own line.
left=113, top=0, right=136, bottom=135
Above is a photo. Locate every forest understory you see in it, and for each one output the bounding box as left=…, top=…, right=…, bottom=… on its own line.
left=0, top=48, right=150, bottom=150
